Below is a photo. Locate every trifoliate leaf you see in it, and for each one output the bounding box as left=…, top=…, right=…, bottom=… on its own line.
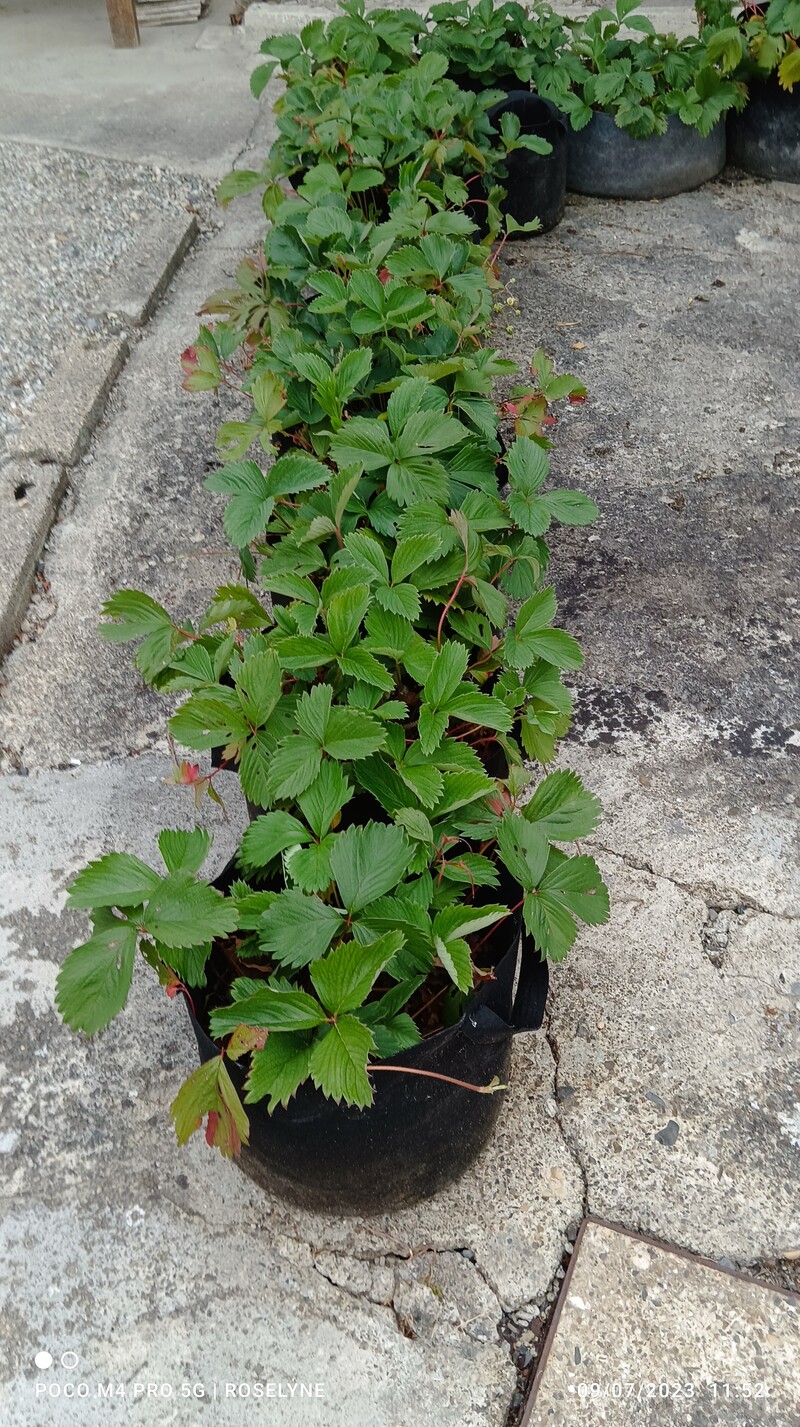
left=497, top=816, right=549, bottom=891
left=170, top=1058, right=249, bottom=1157
left=204, top=460, right=274, bottom=547
left=67, top=853, right=162, bottom=909
left=368, top=1013, right=421, bottom=1058
left=326, top=583, right=371, bottom=653
left=155, top=939, right=212, bottom=988
left=239, top=811, right=311, bottom=872
left=210, top=986, right=326, bottom=1036
left=99, top=590, right=172, bottom=642
left=295, top=682, right=332, bottom=742
left=523, top=854, right=609, bottom=960
left=523, top=770, right=602, bottom=840
left=417, top=704, right=449, bottom=755
left=238, top=732, right=275, bottom=808
left=329, top=822, right=411, bottom=912
left=445, top=690, right=513, bottom=732
left=284, top=837, right=334, bottom=893
left=235, top=649, right=282, bottom=725
left=394, top=807, right=434, bottom=844
left=541, top=490, right=599, bottom=526
left=424, top=641, right=470, bottom=708
left=258, top=890, right=343, bottom=967
left=265, top=734, right=323, bottom=799
left=142, top=872, right=238, bottom=949
left=434, top=934, right=473, bottom=992
left=433, top=904, right=508, bottom=943
left=322, top=707, right=387, bottom=761
left=297, top=761, right=352, bottom=838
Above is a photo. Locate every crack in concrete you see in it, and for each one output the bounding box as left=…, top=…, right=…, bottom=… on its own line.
left=310, top=1244, right=505, bottom=1346
left=591, top=842, right=799, bottom=921
left=542, top=1018, right=588, bottom=1228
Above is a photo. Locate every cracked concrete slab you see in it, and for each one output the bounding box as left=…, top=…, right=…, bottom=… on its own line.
left=548, top=856, right=800, bottom=1267
left=524, top=1219, right=800, bottom=1426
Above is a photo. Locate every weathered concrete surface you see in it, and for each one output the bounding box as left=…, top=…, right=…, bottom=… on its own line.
left=0, top=461, right=66, bottom=658
left=548, top=858, right=800, bottom=1267
left=499, top=171, right=800, bottom=1275
left=11, top=336, right=130, bottom=467
left=0, top=0, right=266, bottom=179
left=0, top=216, right=261, bottom=768
left=0, top=757, right=580, bottom=1425
left=504, top=172, right=800, bottom=917
left=525, top=1220, right=800, bottom=1426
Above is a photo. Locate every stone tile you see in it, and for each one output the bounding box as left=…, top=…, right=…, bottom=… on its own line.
left=524, top=1219, right=800, bottom=1425
left=549, top=859, right=800, bottom=1266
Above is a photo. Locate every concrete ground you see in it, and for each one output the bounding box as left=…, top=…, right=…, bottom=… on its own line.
left=0, top=1, right=798, bottom=1424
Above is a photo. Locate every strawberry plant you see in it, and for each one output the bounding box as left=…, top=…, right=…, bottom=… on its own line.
left=56, top=0, right=609, bottom=1167
left=700, top=0, right=800, bottom=92
left=420, top=0, right=568, bottom=90
left=534, top=0, right=747, bottom=137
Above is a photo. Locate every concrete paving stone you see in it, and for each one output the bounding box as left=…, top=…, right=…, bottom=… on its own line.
left=523, top=1220, right=800, bottom=1425
left=92, top=211, right=200, bottom=326
left=0, top=461, right=66, bottom=658
left=548, top=857, right=800, bottom=1267
left=0, top=220, right=267, bottom=771
left=10, top=336, right=129, bottom=468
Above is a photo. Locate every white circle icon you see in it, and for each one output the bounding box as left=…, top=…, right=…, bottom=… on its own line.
left=61, top=1352, right=79, bottom=1371
left=34, top=1353, right=53, bottom=1371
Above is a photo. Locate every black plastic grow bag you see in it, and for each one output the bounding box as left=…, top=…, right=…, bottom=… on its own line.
left=466, top=91, right=567, bottom=236
left=185, top=915, right=549, bottom=1215
left=491, top=91, right=567, bottom=233
left=727, top=78, right=800, bottom=182
left=566, top=112, right=726, bottom=199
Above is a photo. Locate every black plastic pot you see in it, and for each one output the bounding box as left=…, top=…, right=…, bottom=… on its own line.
left=186, top=916, right=549, bottom=1215
left=566, top=111, right=726, bottom=199
left=727, top=78, right=800, bottom=182
left=488, top=91, right=567, bottom=234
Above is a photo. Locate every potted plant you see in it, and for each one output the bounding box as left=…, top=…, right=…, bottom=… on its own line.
left=55, top=11, right=608, bottom=1215
left=534, top=0, right=747, bottom=198
left=701, top=0, right=800, bottom=180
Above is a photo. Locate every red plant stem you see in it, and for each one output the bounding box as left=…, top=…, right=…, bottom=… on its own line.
left=436, top=555, right=470, bottom=649
left=369, top=1065, right=505, bottom=1095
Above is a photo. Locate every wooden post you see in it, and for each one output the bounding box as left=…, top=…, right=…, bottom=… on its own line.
left=106, top=0, right=140, bottom=48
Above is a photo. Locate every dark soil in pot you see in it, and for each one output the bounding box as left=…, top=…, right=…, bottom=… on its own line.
left=185, top=861, right=548, bottom=1214
left=727, top=77, right=800, bottom=182
left=566, top=111, right=726, bottom=199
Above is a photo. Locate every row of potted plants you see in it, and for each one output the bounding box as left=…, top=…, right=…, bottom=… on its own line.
left=56, top=6, right=610, bottom=1212
left=244, top=0, right=797, bottom=211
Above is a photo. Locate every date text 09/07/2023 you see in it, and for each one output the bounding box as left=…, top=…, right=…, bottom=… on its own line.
left=574, top=1381, right=770, bottom=1402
